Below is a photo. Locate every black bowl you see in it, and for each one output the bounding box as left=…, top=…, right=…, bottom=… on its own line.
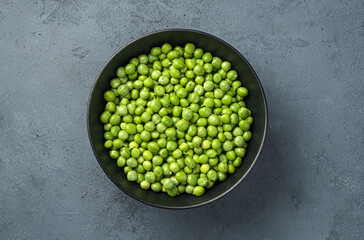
left=87, top=29, right=267, bottom=209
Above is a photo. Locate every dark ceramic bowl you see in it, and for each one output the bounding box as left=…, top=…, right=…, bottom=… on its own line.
left=87, top=29, right=267, bottom=209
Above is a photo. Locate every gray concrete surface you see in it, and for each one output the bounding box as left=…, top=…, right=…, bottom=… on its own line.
left=1, top=0, right=363, bottom=239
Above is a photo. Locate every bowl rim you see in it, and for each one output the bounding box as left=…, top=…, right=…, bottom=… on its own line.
left=87, top=28, right=268, bottom=209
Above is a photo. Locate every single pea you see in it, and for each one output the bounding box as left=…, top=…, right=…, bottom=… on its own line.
left=151, top=46, right=162, bottom=56
left=108, top=114, right=120, bottom=125
left=203, top=81, right=214, bottom=92
left=161, top=43, right=172, bottom=53
left=185, top=157, right=196, bottom=169
left=151, top=114, right=161, bottom=125
left=201, top=52, right=212, bottom=62
left=161, top=178, right=175, bottom=190
left=172, top=58, right=185, bottom=69
left=193, top=186, right=205, bottom=196
left=192, top=136, right=203, bottom=147
left=176, top=87, right=188, bottom=98
left=144, top=122, right=155, bottom=132
left=198, top=107, right=211, bottom=118
left=166, top=141, right=178, bottom=151
left=230, top=114, right=239, bottom=125
left=137, top=64, right=148, bottom=75
left=230, top=102, right=240, bottom=113
left=127, top=171, right=138, bottom=181
left=193, top=48, right=204, bottom=58
left=208, top=115, right=221, bottom=126
left=193, top=64, right=205, bottom=76
left=179, top=142, right=189, bottom=152
left=125, top=64, right=136, bottom=75
left=159, top=148, right=168, bottom=158
left=103, top=90, right=116, bottom=102
left=234, top=136, right=246, bottom=147
left=221, top=95, right=232, bottom=105
left=246, top=116, right=254, bottom=125
left=184, top=43, right=195, bottom=54
left=226, top=150, right=236, bottom=161
left=197, top=118, right=207, bottom=126
left=151, top=182, right=162, bottom=192
left=139, top=180, right=150, bottom=189
left=237, top=87, right=248, bottom=97
left=175, top=119, right=189, bottom=131
left=142, top=160, right=152, bottom=171
left=211, top=139, right=222, bottom=150
left=211, top=57, right=222, bottom=69
left=143, top=150, right=153, bottom=161
left=152, top=155, right=163, bottom=166
left=153, top=165, right=163, bottom=177
left=221, top=61, right=231, bottom=71
left=125, top=123, right=136, bottom=134
left=228, top=164, right=236, bottom=174
left=109, top=150, right=119, bottom=159
left=218, top=162, right=228, bottom=173
left=238, top=107, right=251, bottom=119
left=243, top=131, right=252, bottom=141
left=167, top=50, right=179, bottom=60
left=169, top=162, right=180, bottom=173
left=197, top=176, right=209, bottom=186
left=116, top=67, right=126, bottom=78
left=172, top=149, right=183, bottom=159
left=206, top=149, right=217, bottom=158
left=209, top=157, right=219, bottom=166
left=207, top=125, right=218, bottom=137
left=223, top=141, right=234, bottom=151
left=224, top=131, right=233, bottom=141
left=187, top=174, right=198, bottom=186
left=198, top=154, right=208, bottom=164
left=233, top=157, right=242, bottom=167
left=217, top=172, right=227, bottom=181
left=227, top=70, right=238, bottom=80
left=104, top=140, right=113, bottom=148
left=147, top=142, right=160, bottom=154
left=207, top=169, right=218, bottom=182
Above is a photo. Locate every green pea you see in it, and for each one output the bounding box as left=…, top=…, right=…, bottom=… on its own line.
left=206, top=149, right=217, bottom=158
left=161, top=43, right=172, bottom=53
left=166, top=141, right=178, bottom=151
left=193, top=186, right=205, bottom=196
left=243, top=131, right=252, bottom=141
left=152, top=155, right=163, bottom=165
left=127, top=171, right=138, bottom=181
left=175, top=119, right=189, bottom=131
left=207, top=125, right=218, bottom=137
left=237, top=87, right=248, bottom=97
left=151, top=182, right=162, bottom=192
left=203, top=81, right=214, bottom=92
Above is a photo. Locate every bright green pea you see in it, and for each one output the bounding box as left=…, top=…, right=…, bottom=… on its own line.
left=193, top=64, right=205, bottom=76
left=238, top=107, right=251, bottom=119
left=207, top=125, right=218, bottom=137
left=243, top=131, right=252, bottom=141
left=161, top=43, right=172, bottom=53
left=203, top=81, right=214, bottom=92
left=223, top=140, right=233, bottom=151
left=237, top=87, right=248, bottom=97
left=206, top=149, right=217, bottom=158
left=201, top=52, right=212, bottom=62
left=175, top=87, right=187, bottom=98
left=100, top=111, right=112, bottom=124
left=221, top=61, right=231, bottom=71
left=187, top=174, right=198, bottom=186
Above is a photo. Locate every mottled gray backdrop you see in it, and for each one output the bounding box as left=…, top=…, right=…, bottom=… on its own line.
left=0, top=1, right=363, bottom=239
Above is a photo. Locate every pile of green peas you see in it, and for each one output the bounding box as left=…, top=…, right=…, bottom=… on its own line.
left=100, top=43, right=253, bottom=197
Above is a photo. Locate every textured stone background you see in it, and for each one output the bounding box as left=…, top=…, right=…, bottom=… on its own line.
left=0, top=1, right=363, bottom=239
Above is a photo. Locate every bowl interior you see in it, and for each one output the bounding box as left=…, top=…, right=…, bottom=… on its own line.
left=88, top=30, right=267, bottom=208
